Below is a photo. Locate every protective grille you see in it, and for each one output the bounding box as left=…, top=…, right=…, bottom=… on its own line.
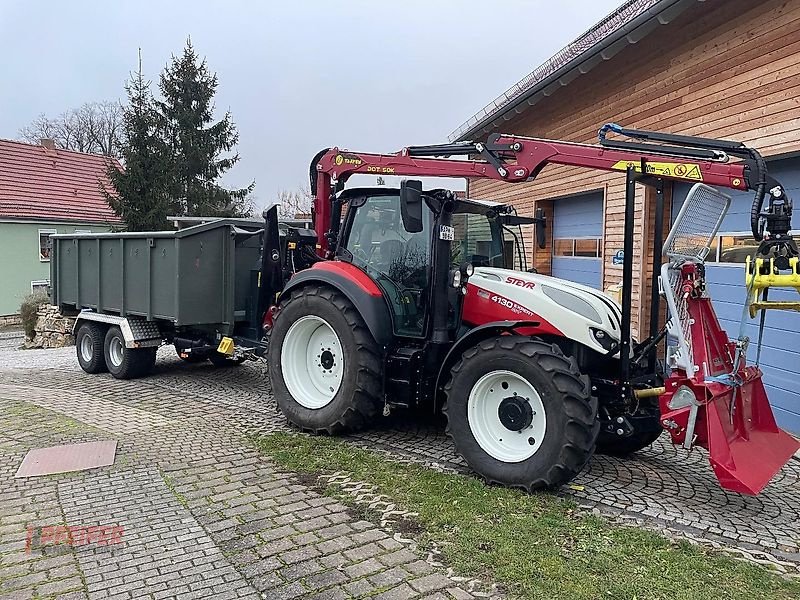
left=661, top=264, right=695, bottom=374
left=670, top=268, right=692, bottom=359
left=664, top=183, right=731, bottom=262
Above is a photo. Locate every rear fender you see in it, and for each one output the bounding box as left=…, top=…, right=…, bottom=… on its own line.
left=281, top=262, right=393, bottom=350
left=73, top=312, right=162, bottom=348
left=433, top=320, right=541, bottom=411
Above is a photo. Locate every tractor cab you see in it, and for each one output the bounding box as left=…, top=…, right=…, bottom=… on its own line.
left=333, top=185, right=535, bottom=340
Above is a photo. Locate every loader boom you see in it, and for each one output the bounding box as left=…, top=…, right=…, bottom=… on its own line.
left=311, top=127, right=773, bottom=257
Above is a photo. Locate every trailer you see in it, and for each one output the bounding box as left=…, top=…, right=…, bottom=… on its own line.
left=50, top=218, right=315, bottom=377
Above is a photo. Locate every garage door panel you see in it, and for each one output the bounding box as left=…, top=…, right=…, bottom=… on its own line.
left=551, top=191, right=603, bottom=289
left=672, top=158, right=800, bottom=434
left=772, top=405, right=800, bottom=437
left=552, top=194, right=603, bottom=238
left=551, top=257, right=602, bottom=288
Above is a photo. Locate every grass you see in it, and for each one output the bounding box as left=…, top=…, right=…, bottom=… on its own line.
left=256, top=432, right=800, bottom=600
left=162, top=473, right=188, bottom=508
left=0, top=402, right=101, bottom=438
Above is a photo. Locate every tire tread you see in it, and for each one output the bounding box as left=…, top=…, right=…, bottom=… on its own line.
left=443, top=336, right=599, bottom=491
left=269, top=284, right=382, bottom=434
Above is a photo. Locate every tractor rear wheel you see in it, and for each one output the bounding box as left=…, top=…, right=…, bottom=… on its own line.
left=444, top=336, right=599, bottom=491
left=269, top=285, right=382, bottom=434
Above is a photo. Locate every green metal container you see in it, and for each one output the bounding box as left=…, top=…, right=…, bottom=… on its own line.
left=50, top=220, right=263, bottom=332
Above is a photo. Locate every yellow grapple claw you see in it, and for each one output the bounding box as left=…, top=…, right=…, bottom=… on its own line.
left=745, top=256, right=800, bottom=317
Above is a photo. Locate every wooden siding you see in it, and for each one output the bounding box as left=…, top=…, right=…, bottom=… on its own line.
left=468, top=0, right=800, bottom=336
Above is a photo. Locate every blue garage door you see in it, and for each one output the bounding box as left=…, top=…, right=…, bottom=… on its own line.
left=551, top=191, right=604, bottom=288
left=673, top=157, right=800, bottom=434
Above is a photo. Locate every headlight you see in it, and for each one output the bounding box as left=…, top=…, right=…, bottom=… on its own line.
left=451, top=270, right=462, bottom=288
left=463, top=262, right=475, bottom=277
left=590, top=327, right=617, bottom=351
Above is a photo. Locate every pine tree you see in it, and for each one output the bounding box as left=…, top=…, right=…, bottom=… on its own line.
left=104, top=55, right=174, bottom=231
left=156, top=39, right=253, bottom=217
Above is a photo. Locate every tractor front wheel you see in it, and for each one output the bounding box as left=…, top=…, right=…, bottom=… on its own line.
left=444, top=336, right=599, bottom=491
left=269, top=285, right=382, bottom=434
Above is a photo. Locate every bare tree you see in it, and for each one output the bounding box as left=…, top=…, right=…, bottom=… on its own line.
left=276, top=188, right=312, bottom=219
left=19, top=101, right=123, bottom=157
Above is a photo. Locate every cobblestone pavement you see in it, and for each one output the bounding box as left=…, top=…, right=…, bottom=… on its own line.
left=0, top=331, right=23, bottom=351
left=0, top=347, right=492, bottom=600
left=2, top=345, right=800, bottom=599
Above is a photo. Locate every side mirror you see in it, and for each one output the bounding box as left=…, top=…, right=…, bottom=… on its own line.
left=534, top=207, right=547, bottom=250
left=400, top=180, right=424, bottom=233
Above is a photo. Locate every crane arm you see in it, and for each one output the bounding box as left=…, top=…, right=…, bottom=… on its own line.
left=310, top=125, right=784, bottom=257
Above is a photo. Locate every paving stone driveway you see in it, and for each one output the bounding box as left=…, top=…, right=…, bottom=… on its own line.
left=0, top=344, right=487, bottom=600
left=2, top=341, right=800, bottom=599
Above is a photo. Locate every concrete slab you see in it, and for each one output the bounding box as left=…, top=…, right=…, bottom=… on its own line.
left=15, top=440, right=117, bottom=477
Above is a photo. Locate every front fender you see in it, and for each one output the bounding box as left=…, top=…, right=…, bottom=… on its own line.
left=282, top=262, right=393, bottom=350
left=434, top=320, right=541, bottom=411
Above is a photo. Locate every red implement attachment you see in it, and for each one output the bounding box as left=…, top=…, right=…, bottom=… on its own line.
left=659, top=263, right=799, bottom=495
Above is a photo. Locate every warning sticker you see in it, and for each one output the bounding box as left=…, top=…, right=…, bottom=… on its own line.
left=611, top=160, right=703, bottom=181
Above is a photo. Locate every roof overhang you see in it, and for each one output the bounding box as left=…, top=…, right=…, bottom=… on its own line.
left=449, top=0, right=700, bottom=142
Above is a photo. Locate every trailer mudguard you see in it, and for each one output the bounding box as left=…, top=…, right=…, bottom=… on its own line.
left=281, top=261, right=393, bottom=350
left=434, top=320, right=542, bottom=409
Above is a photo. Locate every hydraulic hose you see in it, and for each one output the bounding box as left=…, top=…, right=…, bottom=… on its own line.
left=308, top=147, right=331, bottom=229
left=749, top=149, right=768, bottom=241
left=308, top=148, right=331, bottom=196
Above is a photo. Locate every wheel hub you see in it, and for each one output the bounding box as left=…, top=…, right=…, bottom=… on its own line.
left=498, top=396, right=533, bottom=431
left=320, top=349, right=335, bottom=371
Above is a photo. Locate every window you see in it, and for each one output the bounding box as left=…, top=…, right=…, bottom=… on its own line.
left=343, top=194, right=432, bottom=337
left=31, top=279, right=49, bottom=295
left=452, top=213, right=505, bottom=268
left=553, top=237, right=602, bottom=258
left=706, top=232, right=800, bottom=263
left=38, top=229, right=57, bottom=261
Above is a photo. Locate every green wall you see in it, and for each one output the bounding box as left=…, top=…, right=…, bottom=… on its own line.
left=0, top=221, right=113, bottom=316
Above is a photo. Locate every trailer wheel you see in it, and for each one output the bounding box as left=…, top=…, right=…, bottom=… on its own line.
left=443, top=336, right=599, bottom=491
left=75, top=322, right=107, bottom=374
left=103, top=326, right=156, bottom=379
left=269, top=284, right=382, bottom=434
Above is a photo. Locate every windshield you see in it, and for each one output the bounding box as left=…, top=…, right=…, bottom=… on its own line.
left=451, top=211, right=525, bottom=270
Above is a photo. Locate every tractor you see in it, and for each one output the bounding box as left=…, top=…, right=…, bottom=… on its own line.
left=264, top=124, right=800, bottom=495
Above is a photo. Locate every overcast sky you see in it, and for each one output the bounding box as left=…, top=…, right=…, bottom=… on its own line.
left=0, top=0, right=621, bottom=211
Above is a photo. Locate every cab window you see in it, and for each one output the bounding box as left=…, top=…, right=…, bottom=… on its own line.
left=344, top=195, right=432, bottom=337
left=451, top=212, right=507, bottom=268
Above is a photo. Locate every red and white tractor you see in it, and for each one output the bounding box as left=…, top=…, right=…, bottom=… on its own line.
left=262, top=125, right=799, bottom=494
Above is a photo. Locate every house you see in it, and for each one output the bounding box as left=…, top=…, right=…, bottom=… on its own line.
left=451, top=0, right=800, bottom=432
left=0, top=138, right=122, bottom=317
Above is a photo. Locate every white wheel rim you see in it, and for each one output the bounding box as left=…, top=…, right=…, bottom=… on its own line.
left=109, top=336, right=124, bottom=368
left=467, top=370, right=547, bottom=463
left=80, top=335, right=94, bottom=362
left=281, top=315, right=344, bottom=409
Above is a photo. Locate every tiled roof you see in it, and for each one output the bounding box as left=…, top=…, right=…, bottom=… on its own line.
left=0, top=138, right=122, bottom=223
